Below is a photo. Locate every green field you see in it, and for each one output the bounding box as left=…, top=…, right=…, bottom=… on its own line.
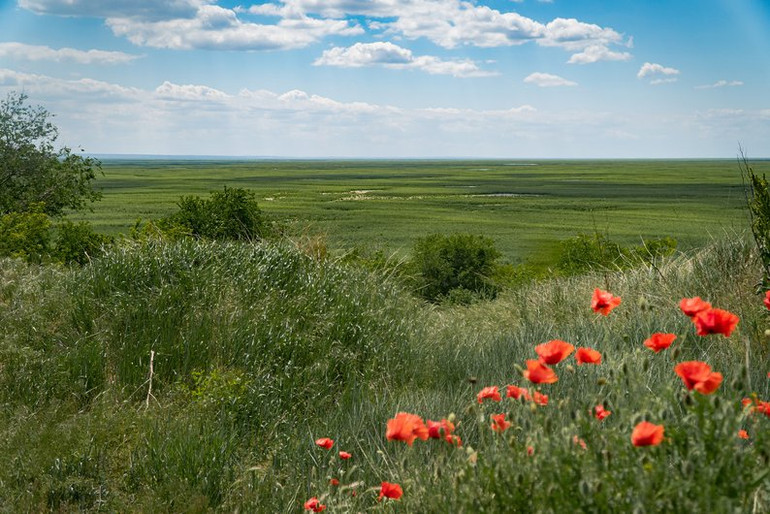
left=76, top=159, right=762, bottom=266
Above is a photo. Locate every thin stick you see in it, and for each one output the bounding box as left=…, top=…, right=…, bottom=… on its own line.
left=145, top=350, right=155, bottom=409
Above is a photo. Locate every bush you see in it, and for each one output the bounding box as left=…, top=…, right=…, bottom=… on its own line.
left=52, top=220, right=112, bottom=265
left=0, top=203, right=52, bottom=263
left=161, top=186, right=272, bottom=241
left=410, top=233, right=501, bottom=303
left=741, top=154, right=770, bottom=285
left=557, top=232, right=676, bottom=275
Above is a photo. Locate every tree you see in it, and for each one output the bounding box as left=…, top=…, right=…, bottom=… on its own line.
left=0, top=91, right=102, bottom=216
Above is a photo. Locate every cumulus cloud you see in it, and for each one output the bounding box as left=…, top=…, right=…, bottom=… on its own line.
left=0, top=42, right=140, bottom=64
left=637, top=62, right=679, bottom=79
left=314, top=42, right=496, bottom=77
left=567, top=44, right=631, bottom=64
left=695, top=80, right=744, bottom=89
left=523, top=72, right=577, bottom=87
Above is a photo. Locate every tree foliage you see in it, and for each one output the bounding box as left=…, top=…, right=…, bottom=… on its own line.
left=0, top=91, right=102, bottom=216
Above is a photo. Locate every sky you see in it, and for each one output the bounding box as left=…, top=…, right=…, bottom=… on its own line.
left=0, top=0, right=768, bottom=158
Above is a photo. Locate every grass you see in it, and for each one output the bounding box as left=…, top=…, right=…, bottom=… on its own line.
left=72, top=159, right=764, bottom=267
left=1, top=231, right=770, bottom=511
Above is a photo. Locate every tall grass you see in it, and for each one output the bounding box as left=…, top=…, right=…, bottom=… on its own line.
left=0, top=233, right=769, bottom=511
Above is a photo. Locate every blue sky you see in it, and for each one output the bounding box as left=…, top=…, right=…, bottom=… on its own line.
left=0, top=0, right=768, bottom=158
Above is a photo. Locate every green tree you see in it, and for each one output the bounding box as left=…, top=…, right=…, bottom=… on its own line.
left=0, top=91, right=102, bottom=216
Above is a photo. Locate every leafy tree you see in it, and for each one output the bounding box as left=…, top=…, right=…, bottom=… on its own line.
left=0, top=91, right=102, bottom=216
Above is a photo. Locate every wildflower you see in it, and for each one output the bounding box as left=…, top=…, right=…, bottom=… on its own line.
left=575, top=347, right=602, bottom=365
left=674, top=361, right=722, bottom=394
left=506, top=384, right=531, bottom=401
left=315, top=438, right=334, bottom=450
left=631, top=421, right=664, bottom=447
left=533, top=391, right=549, bottom=406
left=330, top=478, right=340, bottom=486
left=738, top=430, right=749, bottom=440
left=591, top=288, right=621, bottom=316
left=386, top=412, right=429, bottom=446
left=490, top=413, right=511, bottom=432
left=523, top=359, right=558, bottom=384
left=339, top=451, right=352, bottom=460
left=447, top=434, right=462, bottom=447
left=573, top=435, right=587, bottom=450
left=477, top=386, right=502, bottom=403
left=644, top=332, right=676, bottom=353
left=757, top=401, right=770, bottom=417
left=692, top=308, right=739, bottom=337
left=594, top=405, right=611, bottom=421
left=527, top=446, right=534, bottom=456
left=378, top=482, right=403, bottom=501
left=427, top=419, right=459, bottom=445
left=764, top=291, right=770, bottom=310
left=304, top=497, right=326, bottom=512
left=535, top=340, right=575, bottom=365
left=679, top=297, right=711, bottom=317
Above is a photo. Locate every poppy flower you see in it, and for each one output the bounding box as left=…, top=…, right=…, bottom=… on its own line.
left=378, top=482, right=403, bottom=501
left=490, top=413, right=511, bottom=432
left=679, top=297, right=711, bottom=317
left=591, top=288, right=622, bottom=316
left=764, top=291, right=770, bottom=310
left=315, top=437, right=334, bottom=450
left=304, top=497, right=326, bottom=512
left=477, top=386, right=502, bottom=403
left=535, top=340, right=575, bottom=365
left=447, top=434, right=462, bottom=447
left=573, top=435, right=587, bottom=450
left=594, top=405, right=611, bottom=421
left=757, top=401, right=770, bottom=417
left=575, top=347, right=602, bottom=365
left=506, top=385, right=531, bottom=401
left=527, top=446, right=534, bottom=456
left=427, top=419, right=458, bottom=445
left=385, top=412, right=429, bottom=446
left=533, top=391, right=548, bottom=405
left=738, top=430, right=749, bottom=440
left=339, top=451, right=352, bottom=460
left=330, top=478, right=340, bottom=486
left=644, top=332, right=676, bottom=353
left=674, top=361, right=722, bottom=394
left=692, top=308, right=739, bottom=337
left=523, top=359, right=558, bottom=384
left=631, top=421, right=664, bottom=447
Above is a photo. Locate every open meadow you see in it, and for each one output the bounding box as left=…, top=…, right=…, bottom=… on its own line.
left=75, top=159, right=760, bottom=267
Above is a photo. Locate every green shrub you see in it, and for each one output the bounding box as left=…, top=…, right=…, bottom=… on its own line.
left=741, top=154, right=770, bottom=285
left=410, top=233, right=501, bottom=303
left=0, top=203, right=52, bottom=263
left=52, top=220, right=112, bottom=265
left=558, top=232, right=676, bottom=275
left=162, top=186, right=272, bottom=241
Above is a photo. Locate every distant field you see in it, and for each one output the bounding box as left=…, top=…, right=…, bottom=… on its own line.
left=73, top=159, right=765, bottom=266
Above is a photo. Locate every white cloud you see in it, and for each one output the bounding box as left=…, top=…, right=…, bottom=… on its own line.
left=567, top=44, right=631, bottom=64
left=106, top=5, right=363, bottom=50
left=0, top=42, right=140, bottom=64
left=523, top=72, right=577, bottom=87
left=637, top=62, right=679, bottom=79
left=649, top=78, right=678, bottom=85
left=18, top=0, right=206, bottom=19
left=695, top=80, right=744, bottom=89
left=314, top=42, right=496, bottom=77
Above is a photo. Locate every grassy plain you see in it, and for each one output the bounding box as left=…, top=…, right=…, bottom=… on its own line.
left=75, top=159, right=762, bottom=266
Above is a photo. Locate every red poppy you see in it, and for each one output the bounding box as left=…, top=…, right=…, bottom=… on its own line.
left=631, top=421, right=664, bottom=447
left=643, top=332, right=676, bottom=353
left=594, top=405, right=611, bottom=421
left=573, top=435, right=587, bottom=450
left=757, top=401, right=770, bottom=417
left=738, top=429, right=749, bottom=440
left=339, top=451, right=352, bottom=460
left=304, top=497, right=326, bottom=512
left=692, top=308, right=739, bottom=337
left=506, top=384, right=531, bottom=401
left=329, top=478, right=340, bottom=486
left=523, top=359, right=558, bottom=384
left=535, top=340, right=575, bottom=365
left=527, top=446, right=534, bottom=456
left=427, top=419, right=454, bottom=439
left=379, top=482, right=403, bottom=501
left=591, top=288, right=622, bottom=316
left=477, top=386, right=502, bottom=403
left=764, top=291, right=770, bottom=310
left=490, top=413, right=511, bottom=432
left=385, top=412, right=429, bottom=446
left=315, top=437, right=334, bottom=450
left=679, top=297, right=711, bottom=317
left=575, top=347, right=602, bottom=365
left=533, top=391, right=548, bottom=405
left=674, top=361, right=722, bottom=394
left=447, top=434, right=462, bottom=447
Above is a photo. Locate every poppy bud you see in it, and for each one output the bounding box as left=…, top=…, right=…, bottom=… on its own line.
left=467, top=376, right=478, bottom=384
left=684, top=392, right=694, bottom=406
left=671, top=346, right=681, bottom=359
left=530, top=402, right=537, bottom=414
left=448, top=413, right=456, bottom=424
left=764, top=329, right=770, bottom=338
left=566, top=365, right=575, bottom=373
left=622, top=363, right=629, bottom=376
left=597, top=377, right=608, bottom=386
left=579, top=480, right=591, bottom=496
left=710, top=396, right=721, bottom=410
left=643, top=358, right=650, bottom=372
